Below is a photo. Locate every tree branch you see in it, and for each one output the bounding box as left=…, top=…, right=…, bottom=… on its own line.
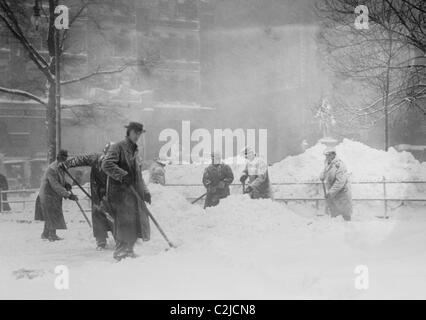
left=61, top=62, right=138, bottom=85
left=0, top=87, right=47, bottom=106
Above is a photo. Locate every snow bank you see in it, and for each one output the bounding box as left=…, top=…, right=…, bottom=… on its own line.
left=163, top=139, right=426, bottom=185
left=271, top=139, right=426, bottom=182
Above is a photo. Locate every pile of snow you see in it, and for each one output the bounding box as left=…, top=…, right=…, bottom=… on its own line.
left=163, top=139, right=426, bottom=185
left=271, top=139, right=426, bottom=182
left=148, top=184, right=307, bottom=247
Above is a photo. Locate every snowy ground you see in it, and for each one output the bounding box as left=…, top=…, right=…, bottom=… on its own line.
left=1, top=184, right=426, bottom=300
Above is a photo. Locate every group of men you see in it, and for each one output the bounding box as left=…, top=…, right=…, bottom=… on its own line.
left=201, top=146, right=273, bottom=208
left=35, top=122, right=151, bottom=261
left=34, top=120, right=353, bottom=261
left=201, top=145, right=353, bottom=222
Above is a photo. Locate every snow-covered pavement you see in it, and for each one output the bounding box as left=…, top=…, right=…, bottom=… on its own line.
left=1, top=184, right=426, bottom=299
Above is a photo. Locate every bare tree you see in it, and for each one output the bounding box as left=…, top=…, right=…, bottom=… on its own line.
left=316, top=0, right=426, bottom=149
left=0, top=0, right=148, bottom=162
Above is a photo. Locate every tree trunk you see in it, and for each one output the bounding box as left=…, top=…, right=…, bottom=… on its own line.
left=47, top=83, right=56, bottom=163
left=383, top=34, right=393, bottom=151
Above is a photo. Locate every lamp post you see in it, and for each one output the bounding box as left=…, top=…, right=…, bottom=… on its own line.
left=31, top=0, right=41, bottom=31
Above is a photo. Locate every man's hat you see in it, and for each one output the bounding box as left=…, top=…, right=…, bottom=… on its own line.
left=154, top=157, right=169, bottom=166
left=323, top=146, right=336, bottom=155
left=125, top=122, right=146, bottom=133
left=241, top=146, right=254, bottom=156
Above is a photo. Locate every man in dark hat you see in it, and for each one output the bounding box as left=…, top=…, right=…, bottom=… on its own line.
left=102, top=122, right=151, bottom=261
left=60, top=142, right=115, bottom=250
left=35, top=149, right=78, bottom=241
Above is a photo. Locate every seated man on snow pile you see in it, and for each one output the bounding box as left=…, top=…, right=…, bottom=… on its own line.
left=239, top=146, right=273, bottom=199
left=202, top=151, right=234, bottom=208
left=149, top=158, right=168, bottom=185
left=319, top=146, right=352, bottom=221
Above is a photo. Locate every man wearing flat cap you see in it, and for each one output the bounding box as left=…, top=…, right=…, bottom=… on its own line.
left=35, top=149, right=78, bottom=241
left=102, top=122, right=151, bottom=261
left=320, top=146, right=352, bottom=221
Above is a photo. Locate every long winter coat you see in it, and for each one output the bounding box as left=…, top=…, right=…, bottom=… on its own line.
left=320, top=157, right=352, bottom=220
left=0, top=173, right=11, bottom=212
left=64, top=154, right=113, bottom=239
left=242, top=156, right=273, bottom=199
left=202, top=163, right=234, bottom=208
left=34, top=161, right=69, bottom=230
left=101, top=137, right=150, bottom=243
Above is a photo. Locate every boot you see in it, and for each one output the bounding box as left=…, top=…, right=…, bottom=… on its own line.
left=41, top=231, right=49, bottom=240
left=125, top=244, right=138, bottom=258
left=113, top=242, right=128, bottom=261
left=96, top=238, right=107, bottom=251
left=48, top=230, right=64, bottom=242
left=41, top=224, right=49, bottom=240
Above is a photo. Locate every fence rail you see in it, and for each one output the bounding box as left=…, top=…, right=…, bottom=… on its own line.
left=1, top=180, right=425, bottom=216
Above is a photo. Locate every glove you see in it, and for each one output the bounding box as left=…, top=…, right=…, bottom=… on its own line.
left=143, top=191, right=151, bottom=205
left=245, top=185, right=253, bottom=193
left=240, top=175, right=248, bottom=184
left=58, top=162, right=68, bottom=171
left=68, top=194, right=78, bottom=201
left=217, top=181, right=225, bottom=189
left=65, top=182, right=72, bottom=191
left=122, top=174, right=133, bottom=185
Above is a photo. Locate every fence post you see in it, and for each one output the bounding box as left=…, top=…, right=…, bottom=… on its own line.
left=383, top=176, right=388, bottom=219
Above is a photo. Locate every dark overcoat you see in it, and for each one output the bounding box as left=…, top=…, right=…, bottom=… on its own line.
left=101, top=137, right=150, bottom=243
left=34, top=161, right=69, bottom=230
left=64, top=154, right=113, bottom=239
left=202, top=163, right=234, bottom=208
left=0, top=173, right=11, bottom=211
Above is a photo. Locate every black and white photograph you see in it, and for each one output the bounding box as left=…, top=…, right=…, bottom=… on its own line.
left=0, top=0, right=425, bottom=301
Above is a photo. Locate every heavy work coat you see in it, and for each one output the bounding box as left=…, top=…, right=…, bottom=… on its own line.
left=34, top=161, right=69, bottom=230
left=320, top=157, right=352, bottom=220
left=202, top=163, right=234, bottom=208
left=101, top=137, right=150, bottom=243
left=64, top=154, right=113, bottom=239
left=242, top=157, right=272, bottom=199
left=0, top=173, right=11, bottom=211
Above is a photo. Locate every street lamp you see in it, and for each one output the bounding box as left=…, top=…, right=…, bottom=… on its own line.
left=31, top=0, right=41, bottom=31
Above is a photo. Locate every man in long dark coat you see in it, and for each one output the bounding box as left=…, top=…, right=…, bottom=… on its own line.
left=61, top=142, right=115, bottom=250
left=34, top=150, right=78, bottom=241
left=102, top=122, right=151, bottom=261
left=202, top=151, right=234, bottom=208
left=0, top=172, right=11, bottom=212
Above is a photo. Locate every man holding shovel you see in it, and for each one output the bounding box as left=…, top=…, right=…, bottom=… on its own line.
left=60, top=142, right=115, bottom=250
left=35, top=150, right=78, bottom=241
left=319, top=147, right=352, bottom=221
left=102, top=122, right=152, bottom=261
left=202, top=151, right=234, bottom=208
